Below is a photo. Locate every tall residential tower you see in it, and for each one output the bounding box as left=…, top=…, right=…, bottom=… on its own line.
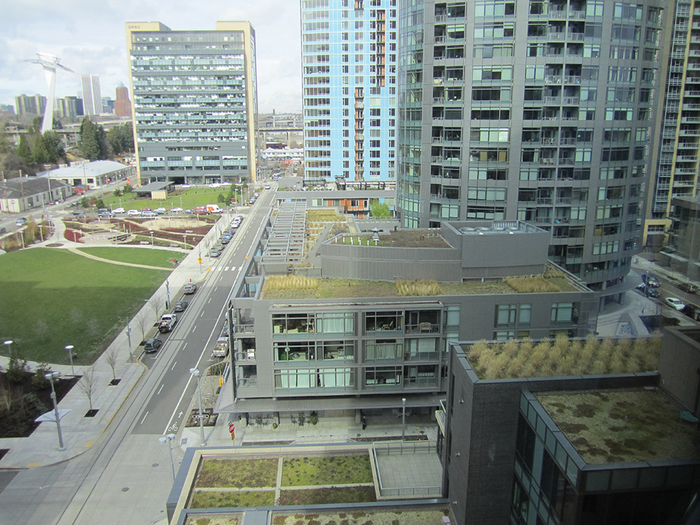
left=81, top=74, right=102, bottom=117
left=396, top=0, right=665, bottom=294
left=301, top=0, right=399, bottom=184
left=125, top=21, right=258, bottom=186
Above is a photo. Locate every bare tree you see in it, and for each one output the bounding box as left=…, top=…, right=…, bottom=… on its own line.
left=135, top=312, right=149, bottom=342
left=78, top=368, right=97, bottom=411
left=105, top=346, right=119, bottom=381
left=148, top=296, right=163, bottom=324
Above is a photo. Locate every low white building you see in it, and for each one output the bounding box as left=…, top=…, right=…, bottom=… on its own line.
left=42, top=160, right=133, bottom=191
left=0, top=176, right=72, bottom=213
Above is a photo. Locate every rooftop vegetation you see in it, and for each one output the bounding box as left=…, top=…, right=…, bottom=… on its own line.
left=335, top=229, right=451, bottom=248
left=537, top=389, right=700, bottom=464
left=465, top=335, right=661, bottom=380
left=260, top=271, right=579, bottom=300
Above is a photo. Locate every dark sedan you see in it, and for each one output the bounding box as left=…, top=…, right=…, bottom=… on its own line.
left=143, top=338, right=163, bottom=353
left=173, top=300, right=189, bottom=312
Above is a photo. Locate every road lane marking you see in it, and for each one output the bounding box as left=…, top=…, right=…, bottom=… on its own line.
left=193, top=325, right=197, bottom=332
left=225, top=266, right=229, bottom=271
left=157, top=384, right=165, bottom=395
left=163, top=375, right=196, bottom=435
left=140, top=411, right=149, bottom=425
left=170, top=361, right=177, bottom=371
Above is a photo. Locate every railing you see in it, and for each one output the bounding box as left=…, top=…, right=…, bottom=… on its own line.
left=372, top=440, right=442, bottom=498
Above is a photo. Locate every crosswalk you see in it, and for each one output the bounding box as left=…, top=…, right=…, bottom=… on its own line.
left=214, top=266, right=238, bottom=272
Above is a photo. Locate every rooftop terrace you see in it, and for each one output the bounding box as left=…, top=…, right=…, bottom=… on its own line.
left=537, top=389, right=700, bottom=464
left=260, top=266, right=581, bottom=301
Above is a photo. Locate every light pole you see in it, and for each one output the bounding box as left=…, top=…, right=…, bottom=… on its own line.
left=3, top=340, right=13, bottom=359
left=159, top=433, right=177, bottom=481
left=65, top=345, right=75, bottom=377
left=401, top=398, right=407, bottom=441
left=126, top=319, right=133, bottom=362
left=150, top=230, right=154, bottom=249
left=189, top=368, right=206, bottom=446
left=46, top=371, right=65, bottom=451
left=165, top=279, right=171, bottom=310
left=183, top=234, right=187, bottom=248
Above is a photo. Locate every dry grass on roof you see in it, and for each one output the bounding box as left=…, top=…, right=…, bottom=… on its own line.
left=465, top=334, right=661, bottom=380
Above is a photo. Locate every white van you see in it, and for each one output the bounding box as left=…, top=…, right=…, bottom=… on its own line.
left=206, top=204, right=222, bottom=213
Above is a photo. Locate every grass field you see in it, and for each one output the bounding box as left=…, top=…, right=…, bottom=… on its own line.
left=78, top=247, right=184, bottom=268
left=98, top=186, right=249, bottom=212
left=0, top=248, right=169, bottom=365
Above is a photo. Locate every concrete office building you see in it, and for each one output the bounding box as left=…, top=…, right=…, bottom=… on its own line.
left=125, top=21, right=258, bottom=186
left=81, top=74, right=102, bottom=117
left=55, top=96, right=82, bottom=122
left=217, top=203, right=598, bottom=423
left=301, top=0, right=399, bottom=184
left=395, top=0, right=665, bottom=297
left=645, top=0, right=700, bottom=252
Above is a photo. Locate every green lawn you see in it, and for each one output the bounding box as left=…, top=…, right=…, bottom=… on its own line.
left=78, top=247, right=184, bottom=268
left=98, top=186, right=249, bottom=211
left=0, top=248, right=169, bottom=365
left=189, top=490, right=275, bottom=509
left=195, top=459, right=279, bottom=489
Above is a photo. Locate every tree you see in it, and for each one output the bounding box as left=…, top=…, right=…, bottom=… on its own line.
left=79, top=118, right=110, bottom=160
left=370, top=200, right=392, bottom=218
left=78, top=368, right=97, bottom=411
left=107, top=123, right=134, bottom=156
left=32, top=363, right=53, bottom=390
left=105, top=346, right=119, bottom=381
left=148, top=296, right=163, bottom=324
left=136, top=312, right=149, bottom=342
left=17, top=136, right=32, bottom=164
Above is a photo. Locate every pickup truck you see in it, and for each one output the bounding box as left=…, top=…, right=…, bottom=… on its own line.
left=212, top=337, right=229, bottom=358
left=159, top=313, right=177, bottom=333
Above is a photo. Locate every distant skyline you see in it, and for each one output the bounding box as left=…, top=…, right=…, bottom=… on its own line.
left=0, top=0, right=302, bottom=114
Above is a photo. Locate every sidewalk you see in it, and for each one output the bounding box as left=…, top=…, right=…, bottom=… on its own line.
left=0, top=212, right=229, bottom=469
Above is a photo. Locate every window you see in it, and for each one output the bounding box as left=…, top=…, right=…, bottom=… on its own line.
left=366, top=311, right=402, bottom=332
left=551, top=303, right=576, bottom=323
left=366, top=340, right=402, bottom=360
left=365, top=366, right=402, bottom=386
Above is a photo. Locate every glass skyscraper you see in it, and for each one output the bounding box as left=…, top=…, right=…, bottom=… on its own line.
left=126, top=21, right=258, bottom=186
left=396, top=0, right=665, bottom=293
left=301, top=0, right=399, bottom=183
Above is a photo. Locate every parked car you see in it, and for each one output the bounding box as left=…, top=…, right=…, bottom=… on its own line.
left=678, top=282, right=698, bottom=294
left=173, top=300, right=189, bottom=312
left=682, top=304, right=700, bottom=321
left=171, top=207, right=183, bottom=214
left=0, top=227, right=6, bottom=234
left=143, top=338, right=163, bottom=353
left=264, top=184, right=271, bottom=189
left=193, top=206, right=209, bottom=215
left=113, top=207, right=125, bottom=214
left=97, top=210, right=112, bottom=218
left=210, top=249, right=222, bottom=258
left=636, top=284, right=659, bottom=298
left=15, top=217, right=28, bottom=226
left=665, top=297, right=686, bottom=311
left=71, top=211, right=85, bottom=218
left=141, top=210, right=157, bottom=217
left=641, top=274, right=660, bottom=288
left=127, top=209, right=141, bottom=216
left=183, top=283, right=197, bottom=294
left=154, top=207, right=167, bottom=215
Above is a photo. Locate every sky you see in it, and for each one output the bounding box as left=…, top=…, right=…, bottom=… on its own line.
left=0, top=0, right=302, bottom=114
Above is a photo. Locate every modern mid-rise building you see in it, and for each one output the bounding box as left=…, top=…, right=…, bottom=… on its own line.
left=125, top=21, right=258, bottom=186
left=15, top=94, right=46, bottom=117
left=114, top=83, right=132, bottom=119
left=217, top=202, right=598, bottom=422
left=301, top=0, right=399, bottom=184
left=80, top=74, right=102, bottom=116
left=55, top=96, right=82, bottom=122
left=395, top=0, right=665, bottom=296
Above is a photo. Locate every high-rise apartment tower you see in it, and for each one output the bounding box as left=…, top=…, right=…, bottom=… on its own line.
left=125, top=21, right=258, bottom=185
left=396, top=0, right=665, bottom=294
left=301, top=0, right=399, bottom=183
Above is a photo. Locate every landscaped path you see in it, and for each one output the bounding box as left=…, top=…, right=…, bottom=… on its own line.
left=64, top=246, right=172, bottom=270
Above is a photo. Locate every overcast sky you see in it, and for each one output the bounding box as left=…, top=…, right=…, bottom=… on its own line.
left=0, top=0, right=302, bottom=114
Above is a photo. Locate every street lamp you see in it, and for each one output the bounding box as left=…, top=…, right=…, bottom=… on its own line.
left=159, top=433, right=177, bottom=481
left=401, top=398, right=407, bottom=441
left=65, top=345, right=75, bottom=377
left=3, top=340, right=13, bottom=359
left=150, top=230, right=154, bottom=249
left=46, top=371, right=65, bottom=451
left=165, top=279, right=171, bottom=310
left=126, top=319, right=133, bottom=362
left=189, top=368, right=206, bottom=446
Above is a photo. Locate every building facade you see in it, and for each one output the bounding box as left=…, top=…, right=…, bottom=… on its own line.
left=55, top=96, right=82, bottom=122
left=301, top=0, right=399, bottom=184
left=81, top=74, right=102, bottom=117
left=15, top=94, right=46, bottom=117
left=395, top=0, right=665, bottom=294
left=125, top=21, right=258, bottom=186
left=645, top=0, right=700, bottom=251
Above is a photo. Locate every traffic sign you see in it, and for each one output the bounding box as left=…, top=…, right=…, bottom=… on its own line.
left=228, top=423, right=235, bottom=434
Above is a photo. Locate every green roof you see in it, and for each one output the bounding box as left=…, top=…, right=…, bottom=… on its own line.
left=537, top=389, right=700, bottom=464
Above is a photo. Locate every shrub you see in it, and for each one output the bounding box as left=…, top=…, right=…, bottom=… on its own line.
left=7, top=357, right=31, bottom=384
left=395, top=279, right=442, bottom=296
left=505, top=275, right=561, bottom=293
left=32, top=363, right=53, bottom=390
